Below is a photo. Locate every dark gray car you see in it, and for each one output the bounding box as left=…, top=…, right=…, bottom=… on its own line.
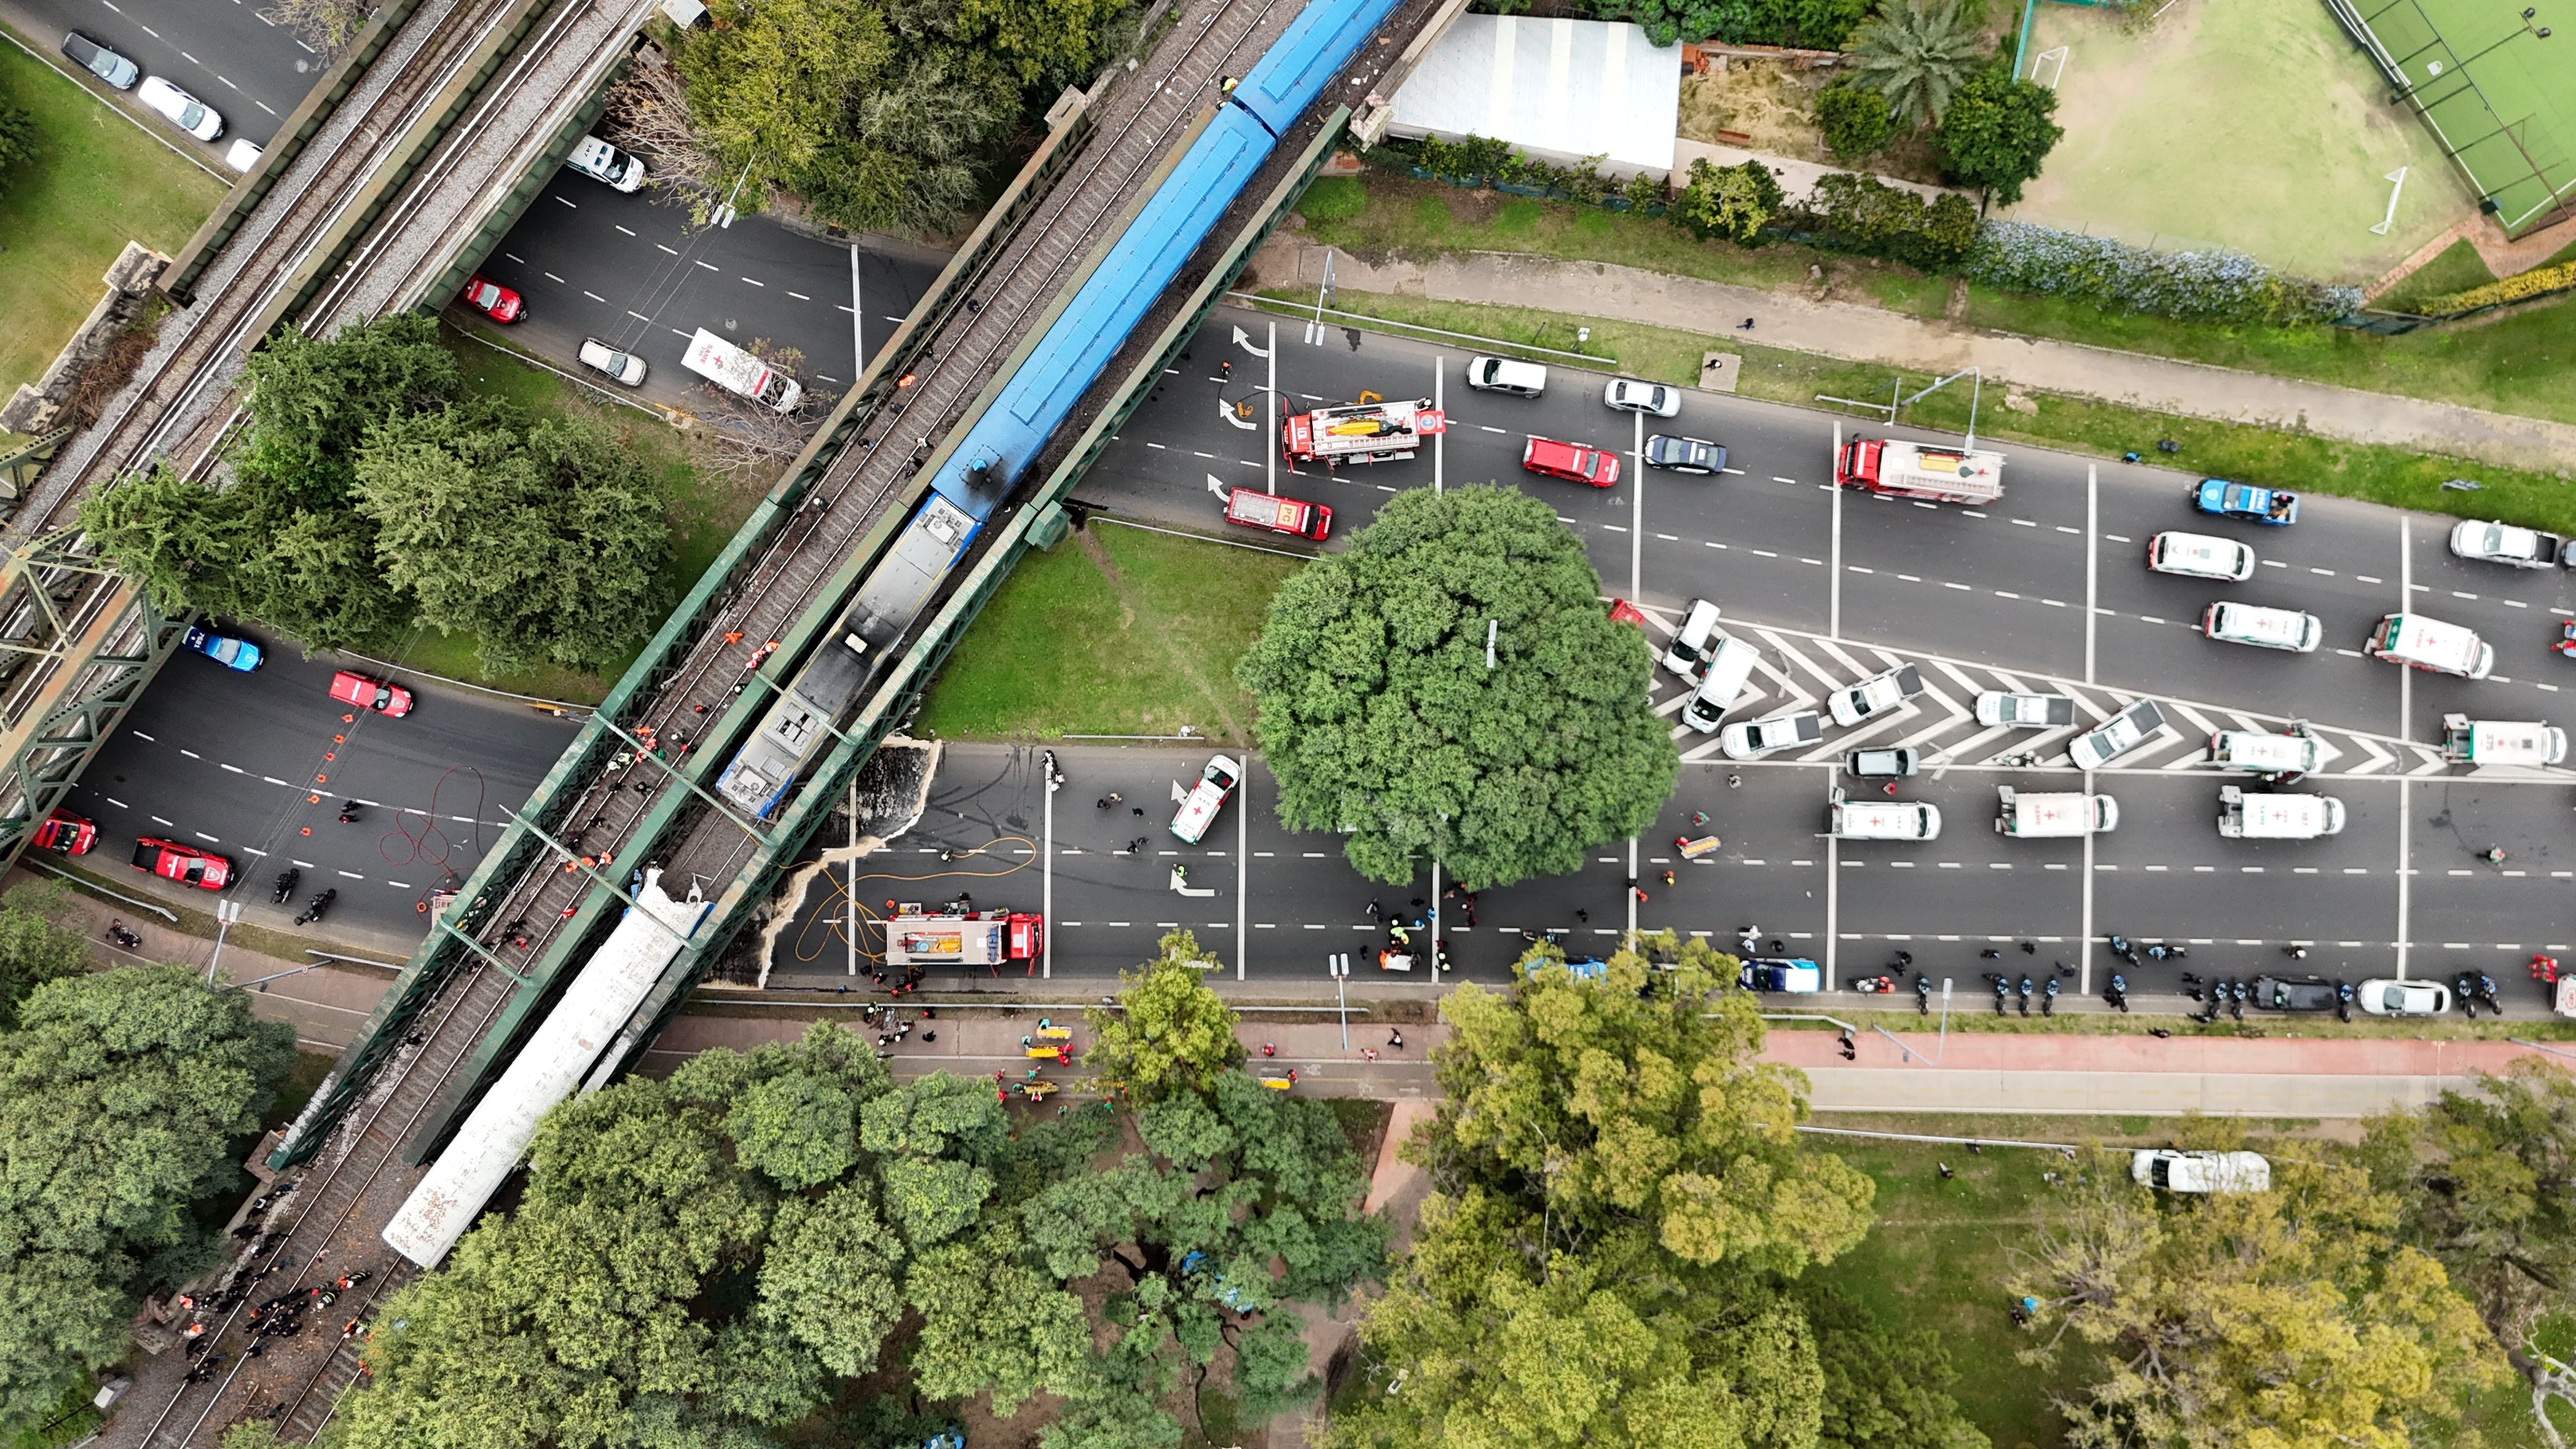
left=2250, top=975, right=2339, bottom=1012
left=61, top=31, right=140, bottom=88
left=1644, top=434, right=1726, bottom=475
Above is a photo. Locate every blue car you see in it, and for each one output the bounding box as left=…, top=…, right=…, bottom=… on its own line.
left=182, top=625, right=262, bottom=671
left=2193, top=477, right=2299, bottom=526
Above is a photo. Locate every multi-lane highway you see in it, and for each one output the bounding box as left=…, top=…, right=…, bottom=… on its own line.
left=464, top=173, right=942, bottom=417
left=60, top=643, right=574, bottom=951
left=6, top=0, right=314, bottom=151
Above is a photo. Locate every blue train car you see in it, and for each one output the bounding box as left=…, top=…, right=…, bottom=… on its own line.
left=717, top=0, right=1399, bottom=824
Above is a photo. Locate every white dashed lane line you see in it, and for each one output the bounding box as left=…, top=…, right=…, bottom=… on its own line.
left=615, top=225, right=635, bottom=236
left=553, top=196, right=576, bottom=209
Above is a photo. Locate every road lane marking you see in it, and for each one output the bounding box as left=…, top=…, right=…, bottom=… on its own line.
left=221, top=763, right=243, bottom=773
left=194, top=832, right=218, bottom=843
left=696, top=261, right=719, bottom=271
left=584, top=291, right=606, bottom=302
left=788, top=291, right=811, bottom=300
left=2357, top=574, right=2382, bottom=583
left=615, top=225, right=636, bottom=236
left=657, top=244, right=678, bottom=255
left=554, top=196, right=576, bottom=208
left=628, top=310, right=650, bottom=321
left=2012, top=519, right=2037, bottom=528
left=544, top=272, right=565, bottom=283
left=180, top=749, right=201, bottom=758
left=741, top=277, right=765, bottom=286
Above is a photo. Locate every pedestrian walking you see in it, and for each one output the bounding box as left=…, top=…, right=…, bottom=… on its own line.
left=1132, top=806, right=1145, bottom=816
left=1097, top=798, right=1112, bottom=809
left=1736, top=317, right=1755, bottom=330
left=1261, top=1042, right=1276, bottom=1057
left=1107, top=792, right=1122, bottom=804
left=1689, top=811, right=1710, bottom=827
left=1575, top=908, right=1590, bottom=923
left=1365, top=900, right=1382, bottom=921
left=1388, top=1029, right=1404, bottom=1049
left=1727, top=773, right=1742, bottom=789
left=1363, top=1047, right=1377, bottom=1061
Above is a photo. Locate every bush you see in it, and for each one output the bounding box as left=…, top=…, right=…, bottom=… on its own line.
left=1616, top=0, right=1873, bottom=47
left=1789, top=171, right=1979, bottom=270
left=1815, top=79, right=1894, bottom=161
left=1296, top=176, right=1365, bottom=222
left=1672, top=157, right=1784, bottom=243
left=1934, top=69, right=2062, bottom=206
left=1966, top=220, right=2365, bottom=325
left=2415, top=257, right=2576, bottom=318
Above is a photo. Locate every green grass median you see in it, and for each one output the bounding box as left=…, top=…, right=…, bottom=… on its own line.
left=0, top=35, right=224, bottom=406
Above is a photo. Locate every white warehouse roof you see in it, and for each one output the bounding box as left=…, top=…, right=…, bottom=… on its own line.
left=1388, top=15, right=1682, bottom=179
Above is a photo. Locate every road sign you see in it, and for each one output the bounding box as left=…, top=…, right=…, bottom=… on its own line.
left=1416, top=408, right=1446, bottom=435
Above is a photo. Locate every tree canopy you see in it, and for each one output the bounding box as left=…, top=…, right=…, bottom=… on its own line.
left=1083, top=930, right=1243, bottom=1103
left=673, top=0, right=1130, bottom=234
left=1329, top=937, right=1899, bottom=1449
left=1935, top=69, right=2064, bottom=207
left=1844, top=0, right=1985, bottom=129
left=1236, top=486, right=1678, bottom=891
left=1814, top=78, right=1895, bottom=162
left=80, top=315, right=671, bottom=675
left=0, top=884, right=91, bottom=1035
left=1673, top=157, right=1786, bottom=244
left=0, top=967, right=295, bottom=1429
left=2010, top=1122, right=2509, bottom=1448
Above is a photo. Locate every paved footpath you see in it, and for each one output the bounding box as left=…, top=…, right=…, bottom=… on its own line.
left=652, top=1005, right=2572, bottom=1117
left=1257, top=239, right=2576, bottom=477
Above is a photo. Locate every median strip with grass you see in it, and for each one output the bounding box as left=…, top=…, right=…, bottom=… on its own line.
left=1255, top=288, right=2576, bottom=538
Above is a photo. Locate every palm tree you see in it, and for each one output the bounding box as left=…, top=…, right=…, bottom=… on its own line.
left=1843, top=0, right=1987, bottom=130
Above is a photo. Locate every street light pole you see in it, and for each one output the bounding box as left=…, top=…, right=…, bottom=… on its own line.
left=205, top=900, right=242, bottom=984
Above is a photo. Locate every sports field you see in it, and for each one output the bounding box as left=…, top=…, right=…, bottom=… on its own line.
left=2002, top=0, right=2469, bottom=283
left=2343, top=0, right=2575, bottom=233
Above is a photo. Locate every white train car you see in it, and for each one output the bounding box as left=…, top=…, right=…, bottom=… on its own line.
left=383, top=869, right=709, bottom=1268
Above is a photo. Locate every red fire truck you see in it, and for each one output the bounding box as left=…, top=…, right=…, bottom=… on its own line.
left=1223, top=487, right=1332, bottom=540
left=1835, top=438, right=2004, bottom=505
left=1280, top=397, right=1436, bottom=467
left=885, top=911, right=1044, bottom=970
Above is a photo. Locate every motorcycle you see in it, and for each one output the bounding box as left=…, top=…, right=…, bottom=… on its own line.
left=2016, top=974, right=2034, bottom=1018
left=336, top=800, right=363, bottom=824
left=2227, top=979, right=2246, bottom=1021
left=2334, top=978, right=2354, bottom=1023
left=2041, top=977, right=2060, bottom=1017
left=1848, top=975, right=1897, bottom=994
left=2455, top=971, right=2480, bottom=1019
left=1983, top=971, right=2009, bottom=1017
left=2104, top=972, right=2130, bottom=1013
left=294, top=888, right=337, bottom=926
left=2107, top=934, right=2141, bottom=967
left=105, top=920, right=142, bottom=951
left=2474, top=974, right=2503, bottom=1015
left=1915, top=974, right=1933, bottom=1016
left=272, top=867, right=300, bottom=905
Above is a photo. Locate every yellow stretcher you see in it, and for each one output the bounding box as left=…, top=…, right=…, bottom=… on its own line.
left=1676, top=834, right=1722, bottom=860
left=1025, top=1025, right=1072, bottom=1043
left=1025, top=1045, right=1071, bottom=1060
left=1257, top=1075, right=1296, bottom=1091
left=1015, top=1080, right=1059, bottom=1100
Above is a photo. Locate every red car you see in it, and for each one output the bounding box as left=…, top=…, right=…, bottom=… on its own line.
left=1523, top=435, right=1619, bottom=487
left=330, top=670, right=415, bottom=717
left=1222, top=486, right=1331, bottom=541
left=31, top=808, right=95, bottom=855
left=132, top=837, right=232, bottom=891
left=461, top=273, right=523, bottom=323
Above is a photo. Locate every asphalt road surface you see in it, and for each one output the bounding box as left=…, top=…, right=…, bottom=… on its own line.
left=4, top=0, right=314, bottom=150
left=461, top=174, right=942, bottom=417
left=1048, top=304, right=2576, bottom=1014
left=61, top=638, right=576, bottom=951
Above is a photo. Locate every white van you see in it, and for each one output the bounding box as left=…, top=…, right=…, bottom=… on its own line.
left=2132, top=1149, right=2270, bottom=1193
left=1995, top=786, right=2118, bottom=837
left=2366, top=613, right=2493, bottom=679
left=1678, top=636, right=1759, bottom=733
left=2439, top=713, right=2568, bottom=766
left=2209, top=729, right=2321, bottom=776
left=1828, top=793, right=1940, bottom=840
left=2202, top=601, right=2320, bottom=652
left=565, top=134, right=646, bottom=192
left=2217, top=785, right=2345, bottom=839
left=1662, top=599, right=1722, bottom=678
left=1463, top=355, right=1547, bottom=397
left=2147, top=531, right=2257, bottom=581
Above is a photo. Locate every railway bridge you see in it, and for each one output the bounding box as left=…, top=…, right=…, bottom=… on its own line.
left=84, top=0, right=1464, bottom=1440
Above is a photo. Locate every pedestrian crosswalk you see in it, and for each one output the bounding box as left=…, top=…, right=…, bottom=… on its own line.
left=1639, top=609, right=2498, bottom=779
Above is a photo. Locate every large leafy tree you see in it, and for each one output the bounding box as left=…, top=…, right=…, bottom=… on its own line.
left=1084, top=930, right=1245, bottom=1103
left=354, top=398, right=671, bottom=675
left=0, top=86, right=37, bottom=206
left=2358, top=1060, right=2576, bottom=1435
left=1330, top=937, right=1882, bottom=1448
left=1803, top=1283, right=1990, bottom=1449
left=673, top=0, right=1046, bottom=234
left=1844, top=0, right=1985, bottom=129
left=0, top=967, right=295, bottom=1429
left=1673, top=157, right=1786, bottom=243
left=1236, top=486, right=1678, bottom=891
left=2010, top=1124, right=2508, bottom=1448
left=1935, top=68, right=2064, bottom=207
left=0, top=884, right=95, bottom=1034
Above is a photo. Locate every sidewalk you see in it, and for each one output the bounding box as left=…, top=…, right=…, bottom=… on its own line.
left=1256, top=239, right=2576, bottom=476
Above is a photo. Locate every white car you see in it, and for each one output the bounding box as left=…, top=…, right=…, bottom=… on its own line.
left=2357, top=978, right=2451, bottom=1017
left=1719, top=710, right=1821, bottom=761
left=2146, top=531, right=2257, bottom=581
left=2448, top=518, right=2565, bottom=569
left=578, top=339, right=648, bottom=386
left=1602, top=378, right=1680, bottom=417
left=2202, top=601, right=2321, bottom=652
left=138, top=76, right=223, bottom=140
left=1975, top=691, right=2074, bottom=728
left=1828, top=664, right=1923, bottom=728
left=2131, top=1150, right=2270, bottom=1194
left=2069, top=698, right=2165, bottom=770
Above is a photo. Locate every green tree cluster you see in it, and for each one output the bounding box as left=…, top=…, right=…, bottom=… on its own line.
left=1814, top=78, right=1895, bottom=161
left=673, top=0, right=1131, bottom=234
left=1331, top=937, right=1981, bottom=1449
left=1673, top=157, right=1786, bottom=243
left=1843, top=0, right=1984, bottom=128
left=2011, top=1121, right=2510, bottom=1448
left=1083, top=931, right=1245, bottom=1103
left=0, top=79, right=38, bottom=206
left=1933, top=68, right=2063, bottom=206
left=1793, top=171, right=1981, bottom=270
left=1532, top=0, right=1871, bottom=50
left=346, top=969, right=1381, bottom=1448
left=0, top=967, right=295, bottom=1429
left=1236, top=486, right=1678, bottom=892
left=0, top=883, right=93, bottom=1034
left=79, top=315, right=670, bottom=675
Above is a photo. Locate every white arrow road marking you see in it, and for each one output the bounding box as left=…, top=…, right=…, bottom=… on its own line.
left=1205, top=473, right=1229, bottom=498
left=1230, top=325, right=1271, bottom=358
left=1216, top=399, right=1256, bottom=431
